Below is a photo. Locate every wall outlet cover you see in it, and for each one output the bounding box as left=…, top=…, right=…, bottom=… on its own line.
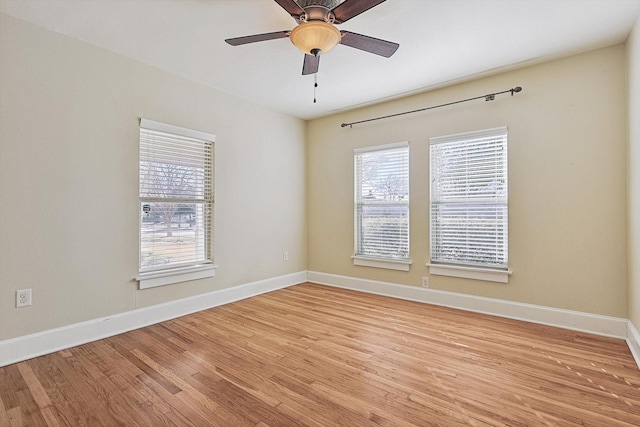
left=16, top=289, right=32, bottom=307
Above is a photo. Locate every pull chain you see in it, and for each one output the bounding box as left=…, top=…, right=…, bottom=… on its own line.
left=313, top=73, right=318, bottom=103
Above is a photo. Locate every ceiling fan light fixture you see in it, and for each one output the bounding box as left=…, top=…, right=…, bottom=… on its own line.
left=290, top=21, right=341, bottom=56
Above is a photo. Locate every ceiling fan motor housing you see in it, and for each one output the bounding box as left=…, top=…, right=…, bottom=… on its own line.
left=297, top=0, right=342, bottom=12
left=295, top=1, right=337, bottom=23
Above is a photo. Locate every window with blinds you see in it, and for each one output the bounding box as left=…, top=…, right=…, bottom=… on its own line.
left=139, top=119, right=214, bottom=273
left=429, top=127, right=508, bottom=269
left=354, top=142, right=410, bottom=263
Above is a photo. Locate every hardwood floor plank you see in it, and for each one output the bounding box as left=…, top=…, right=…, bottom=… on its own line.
left=15, top=363, right=59, bottom=427
left=129, top=347, right=249, bottom=425
left=5, top=407, right=23, bottom=427
left=107, top=339, right=183, bottom=395
left=135, top=372, right=203, bottom=426
left=188, top=371, right=306, bottom=427
left=0, top=394, right=10, bottom=427
left=1, top=283, right=639, bottom=426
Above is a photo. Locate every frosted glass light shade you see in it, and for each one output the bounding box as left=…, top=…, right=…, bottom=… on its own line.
left=290, top=21, right=341, bottom=55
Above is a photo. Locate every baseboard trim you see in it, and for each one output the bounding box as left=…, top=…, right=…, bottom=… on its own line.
left=4, top=270, right=636, bottom=371
left=307, top=271, right=629, bottom=340
left=627, top=322, right=640, bottom=369
left=0, top=271, right=307, bottom=367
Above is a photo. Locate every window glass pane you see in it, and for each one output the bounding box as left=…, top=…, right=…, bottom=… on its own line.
left=431, top=203, right=507, bottom=266
left=141, top=202, right=209, bottom=269
left=358, top=204, right=409, bottom=259
left=140, top=161, right=206, bottom=199
left=356, top=148, right=409, bottom=201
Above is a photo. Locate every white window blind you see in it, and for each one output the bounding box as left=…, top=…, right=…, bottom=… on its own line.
left=354, top=142, right=410, bottom=261
left=139, top=119, right=214, bottom=273
left=430, top=127, right=508, bottom=269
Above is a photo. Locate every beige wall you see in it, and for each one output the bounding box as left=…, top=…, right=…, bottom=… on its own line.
left=308, top=45, right=629, bottom=317
left=629, top=15, right=640, bottom=328
left=1, top=11, right=635, bottom=345
left=0, top=14, right=307, bottom=341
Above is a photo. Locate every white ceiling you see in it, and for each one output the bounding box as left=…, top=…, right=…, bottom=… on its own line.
left=2, top=0, right=639, bottom=120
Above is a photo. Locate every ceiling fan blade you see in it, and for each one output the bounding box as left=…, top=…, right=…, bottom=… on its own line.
left=225, top=31, right=290, bottom=46
left=331, top=0, right=386, bottom=24
left=302, top=54, right=320, bottom=75
left=274, top=0, right=305, bottom=17
left=339, top=31, right=399, bottom=57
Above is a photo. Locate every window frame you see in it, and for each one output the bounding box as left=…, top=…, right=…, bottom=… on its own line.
left=136, top=119, right=216, bottom=289
left=353, top=141, right=411, bottom=271
left=427, top=127, right=511, bottom=283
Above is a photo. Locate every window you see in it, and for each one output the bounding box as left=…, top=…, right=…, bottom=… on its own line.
left=429, top=127, right=510, bottom=283
left=354, top=142, right=410, bottom=271
left=137, top=119, right=215, bottom=289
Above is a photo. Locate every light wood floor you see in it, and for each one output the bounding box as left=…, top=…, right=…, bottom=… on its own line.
left=1, top=283, right=639, bottom=426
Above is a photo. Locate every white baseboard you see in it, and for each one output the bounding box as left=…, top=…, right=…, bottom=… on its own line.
left=307, top=271, right=629, bottom=339
left=0, top=271, right=307, bottom=367
left=628, top=322, right=640, bottom=369
left=4, top=270, right=637, bottom=371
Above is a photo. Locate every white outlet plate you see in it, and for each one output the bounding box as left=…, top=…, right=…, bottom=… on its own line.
left=16, top=289, right=32, bottom=307
left=283, top=251, right=289, bottom=261
left=421, top=277, right=430, bottom=288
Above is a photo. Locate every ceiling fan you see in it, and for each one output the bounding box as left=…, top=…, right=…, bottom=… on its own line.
left=225, top=0, right=399, bottom=75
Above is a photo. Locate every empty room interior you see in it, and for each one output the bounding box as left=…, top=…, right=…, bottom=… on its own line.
left=1, top=0, right=640, bottom=425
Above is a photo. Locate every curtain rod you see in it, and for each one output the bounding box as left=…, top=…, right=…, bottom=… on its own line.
left=341, top=86, right=523, bottom=128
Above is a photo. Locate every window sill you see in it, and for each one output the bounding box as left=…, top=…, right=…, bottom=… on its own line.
left=426, top=263, right=511, bottom=283
left=353, top=256, right=412, bottom=271
left=136, top=263, right=217, bottom=289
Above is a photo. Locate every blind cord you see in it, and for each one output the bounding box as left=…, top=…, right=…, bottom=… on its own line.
left=341, top=86, right=522, bottom=128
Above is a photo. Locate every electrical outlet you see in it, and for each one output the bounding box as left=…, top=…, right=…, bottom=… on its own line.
left=16, top=289, right=32, bottom=307
left=283, top=251, right=289, bottom=261
left=421, top=277, right=430, bottom=288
